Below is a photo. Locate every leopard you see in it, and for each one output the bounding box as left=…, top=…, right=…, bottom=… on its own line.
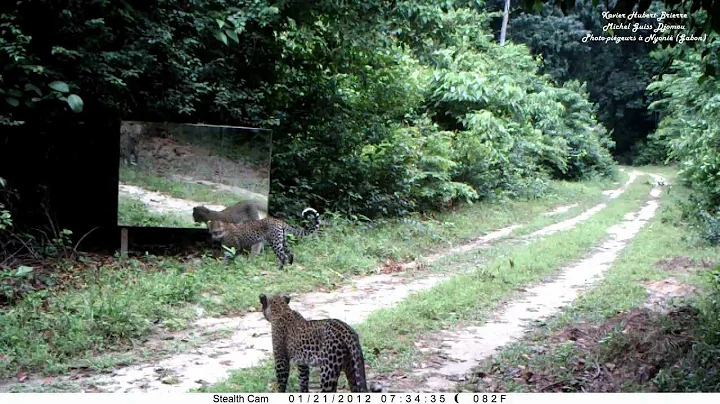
left=193, top=201, right=267, bottom=223
left=208, top=207, right=320, bottom=270
left=193, top=201, right=267, bottom=255
left=119, top=121, right=142, bottom=166
left=259, top=294, right=383, bottom=393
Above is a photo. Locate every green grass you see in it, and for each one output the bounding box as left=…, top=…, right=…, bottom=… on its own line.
left=198, top=171, right=653, bottom=393
left=633, top=163, right=678, bottom=180
left=0, top=174, right=622, bottom=379
left=460, top=168, right=720, bottom=392
left=119, top=165, right=264, bottom=208
left=117, top=196, right=200, bottom=228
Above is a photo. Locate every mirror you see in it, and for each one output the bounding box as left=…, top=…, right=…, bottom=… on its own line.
left=117, top=121, right=272, bottom=228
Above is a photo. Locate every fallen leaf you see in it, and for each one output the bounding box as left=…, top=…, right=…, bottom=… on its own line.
left=43, top=377, right=53, bottom=385
left=17, top=372, right=28, bottom=382
left=220, top=360, right=233, bottom=366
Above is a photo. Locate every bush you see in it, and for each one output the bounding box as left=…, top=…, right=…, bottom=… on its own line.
left=646, top=43, right=720, bottom=244
left=654, top=266, right=720, bottom=392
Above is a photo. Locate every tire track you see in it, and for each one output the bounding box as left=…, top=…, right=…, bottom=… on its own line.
left=1, top=173, right=639, bottom=393
left=400, top=173, right=666, bottom=392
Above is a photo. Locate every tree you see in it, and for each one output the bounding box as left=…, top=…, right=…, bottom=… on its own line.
left=521, top=0, right=720, bottom=79
left=500, top=0, right=511, bottom=45
left=523, top=0, right=720, bottom=32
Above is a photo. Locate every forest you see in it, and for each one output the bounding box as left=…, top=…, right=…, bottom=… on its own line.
left=1, top=0, right=720, bottom=394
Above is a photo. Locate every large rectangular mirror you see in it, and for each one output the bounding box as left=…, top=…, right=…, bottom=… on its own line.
left=117, top=121, right=272, bottom=228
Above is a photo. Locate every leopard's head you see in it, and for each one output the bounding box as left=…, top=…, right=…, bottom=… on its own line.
left=259, top=294, right=292, bottom=323
left=208, top=220, right=230, bottom=241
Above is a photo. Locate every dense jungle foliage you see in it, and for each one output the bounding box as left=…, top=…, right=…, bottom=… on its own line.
left=508, top=1, right=720, bottom=243
left=1, top=0, right=719, bottom=243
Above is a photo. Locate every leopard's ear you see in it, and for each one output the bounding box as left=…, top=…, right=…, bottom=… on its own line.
left=283, top=295, right=291, bottom=304
left=259, top=294, right=268, bottom=308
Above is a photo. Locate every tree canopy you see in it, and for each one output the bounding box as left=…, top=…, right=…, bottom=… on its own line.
left=1, top=0, right=719, bottom=244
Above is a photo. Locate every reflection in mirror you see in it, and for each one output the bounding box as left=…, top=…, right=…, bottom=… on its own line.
left=117, top=121, right=272, bottom=229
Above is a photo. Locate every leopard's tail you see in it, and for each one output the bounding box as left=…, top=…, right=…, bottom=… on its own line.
left=344, top=326, right=384, bottom=393
left=285, top=207, right=320, bottom=237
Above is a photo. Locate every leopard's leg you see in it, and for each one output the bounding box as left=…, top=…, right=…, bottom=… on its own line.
left=268, top=228, right=288, bottom=270
left=319, top=362, right=341, bottom=392
left=298, top=364, right=310, bottom=392
left=274, top=354, right=290, bottom=392
left=282, top=229, right=294, bottom=266
left=250, top=242, right=264, bottom=256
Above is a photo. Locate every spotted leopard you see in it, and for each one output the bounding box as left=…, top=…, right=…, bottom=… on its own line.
left=194, top=201, right=267, bottom=255
left=259, top=294, right=383, bottom=392
left=193, top=201, right=267, bottom=224
left=208, top=207, right=320, bottom=270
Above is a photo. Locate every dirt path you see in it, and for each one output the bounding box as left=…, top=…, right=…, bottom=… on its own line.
left=171, top=175, right=269, bottom=207
left=400, top=171, right=638, bottom=270
left=392, top=173, right=666, bottom=392
left=521, top=170, right=637, bottom=240
left=119, top=184, right=226, bottom=221
left=1, top=172, right=639, bottom=393
left=40, top=226, right=516, bottom=393
left=54, top=174, right=639, bottom=393
left=543, top=203, right=578, bottom=216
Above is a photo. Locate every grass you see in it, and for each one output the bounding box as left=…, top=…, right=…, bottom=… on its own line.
left=117, top=196, right=200, bottom=228
left=198, top=171, right=654, bottom=393
left=634, top=163, right=678, bottom=180
left=460, top=168, right=720, bottom=392
left=0, top=174, right=623, bottom=379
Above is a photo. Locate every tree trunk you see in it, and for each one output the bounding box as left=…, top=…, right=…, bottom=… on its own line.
left=500, top=0, right=511, bottom=46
